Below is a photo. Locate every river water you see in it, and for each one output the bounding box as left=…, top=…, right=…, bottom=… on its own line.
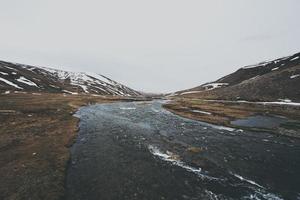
left=66, top=101, right=300, bottom=200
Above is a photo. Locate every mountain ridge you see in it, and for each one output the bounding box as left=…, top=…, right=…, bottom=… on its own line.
left=175, top=52, right=300, bottom=102
left=0, top=60, right=140, bottom=96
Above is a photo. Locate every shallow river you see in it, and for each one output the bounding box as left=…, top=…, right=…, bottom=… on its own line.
left=66, top=101, right=300, bottom=200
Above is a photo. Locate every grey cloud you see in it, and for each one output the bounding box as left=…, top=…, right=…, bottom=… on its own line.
left=0, top=0, right=299, bottom=93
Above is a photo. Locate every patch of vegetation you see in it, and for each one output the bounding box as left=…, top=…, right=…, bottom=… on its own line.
left=0, top=93, right=128, bottom=200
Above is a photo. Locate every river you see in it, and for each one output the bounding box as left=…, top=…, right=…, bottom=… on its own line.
left=66, top=101, right=300, bottom=200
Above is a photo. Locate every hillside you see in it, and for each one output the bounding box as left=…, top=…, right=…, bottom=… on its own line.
left=175, top=52, right=300, bottom=102
left=0, top=60, right=140, bottom=96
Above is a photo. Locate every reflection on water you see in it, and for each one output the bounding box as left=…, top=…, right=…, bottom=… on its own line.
left=231, top=115, right=288, bottom=129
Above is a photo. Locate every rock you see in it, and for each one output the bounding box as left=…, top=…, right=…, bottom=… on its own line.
left=187, top=147, right=202, bottom=153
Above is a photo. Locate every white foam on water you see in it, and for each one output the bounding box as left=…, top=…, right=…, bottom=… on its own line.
left=245, top=190, right=283, bottom=200
left=231, top=173, right=284, bottom=200
left=204, top=190, right=221, bottom=200
left=148, top=145, right=220, bottom=181
left=232, top=173, right=264, bottom=189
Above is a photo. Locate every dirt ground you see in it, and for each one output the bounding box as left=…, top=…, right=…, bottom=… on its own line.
left=164, top=98, right=300, bottom=136
left=0, top=93, right=135, bottom=200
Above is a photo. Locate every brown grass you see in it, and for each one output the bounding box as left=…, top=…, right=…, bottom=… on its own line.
left=164, top=98, right=300, bottom=127
left=0, top=93, right=129, bottom=200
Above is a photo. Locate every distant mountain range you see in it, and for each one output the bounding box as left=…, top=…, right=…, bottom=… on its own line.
left=174, top=52, right=300, bottom=102
left=0, top=60, right=140, bottom=96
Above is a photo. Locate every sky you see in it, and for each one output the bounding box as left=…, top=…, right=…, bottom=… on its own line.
left=0, top=0, right=299, bottom=93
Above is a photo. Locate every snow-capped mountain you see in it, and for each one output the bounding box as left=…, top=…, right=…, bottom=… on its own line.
left=175, top=52, right=300, bottom=101
left=0, top=60, right=140, bottom=96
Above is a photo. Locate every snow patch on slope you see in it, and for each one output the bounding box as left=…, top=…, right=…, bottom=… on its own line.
left=290, top=56, right=299, bottom=61
left=202, top=83, right=229, bottom=90
left=290, top=74, right=300, bottom=79
left=0, top=72, right=9, bottom=75
left=0, top=77, right=23, bottom=89
left=180, top=91, right=202, bottom=95
left=40, top=67, right=135, bottom=95
left=17, top=76, right=38, bottom=87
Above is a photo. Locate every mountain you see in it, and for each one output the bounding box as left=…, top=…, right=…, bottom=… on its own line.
left=0, top=60, right=140, bottom=96
left=175, top=52, right=300, bottom=102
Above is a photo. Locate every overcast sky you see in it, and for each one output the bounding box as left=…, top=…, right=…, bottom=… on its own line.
left=0, top=0, right=299, bottom=93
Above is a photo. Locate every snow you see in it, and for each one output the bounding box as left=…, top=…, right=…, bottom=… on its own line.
left=204, top=99, right=300, bottom=106
left=14, top=91, right=27, bottom=94
left=290, top=74, right=300, bottom=79
left=242, top=61, right=272, bottom=69
left=16, top=76, right=38, bottom=87
left=86, top=72, right=116, bottom=86
left=91, top=85, right=108, bottom=93
left=42, top=67, right=114, bottom=86
left=62, top=90, right=78, bottom=95
left=0, top=63, right=136, bottom=96
left=260, top=101, right=300, bottom=106
left=71, top=83, right=89, bottom=93
left=41, top=67, right=129, bottom=95
left=180, top=91, right=202, bottom=95
left=80, top=85, right=89, bottom=93
left=202, top=83, right=228, bottom=90
left=0, top=77, right=23, bottom=89
left=166, top=93, right=176, bottom=97
left=242, top=56, right=291, bottom=69
left=50, top=84, right=60, bottom=88
left=4, top=66, right=16, bottom=71
left=278, top=98, right=291, bottom=103
left=271, top=67, right=279, bottom=71
left=191, top=110, right=212, bottom=115
left=0, top=72, right=9, bottom=75
left=290, top=56, right=299, bottom=61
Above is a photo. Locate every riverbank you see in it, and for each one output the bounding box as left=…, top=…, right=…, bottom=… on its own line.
left=0, top=93, right=138, bottom=200
left=65, top=100, right=300, bottom=200
left=163, top=98, right=300, bottom=138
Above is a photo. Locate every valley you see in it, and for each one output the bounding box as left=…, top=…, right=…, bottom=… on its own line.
left=0, top=52, right=300, bottom=200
